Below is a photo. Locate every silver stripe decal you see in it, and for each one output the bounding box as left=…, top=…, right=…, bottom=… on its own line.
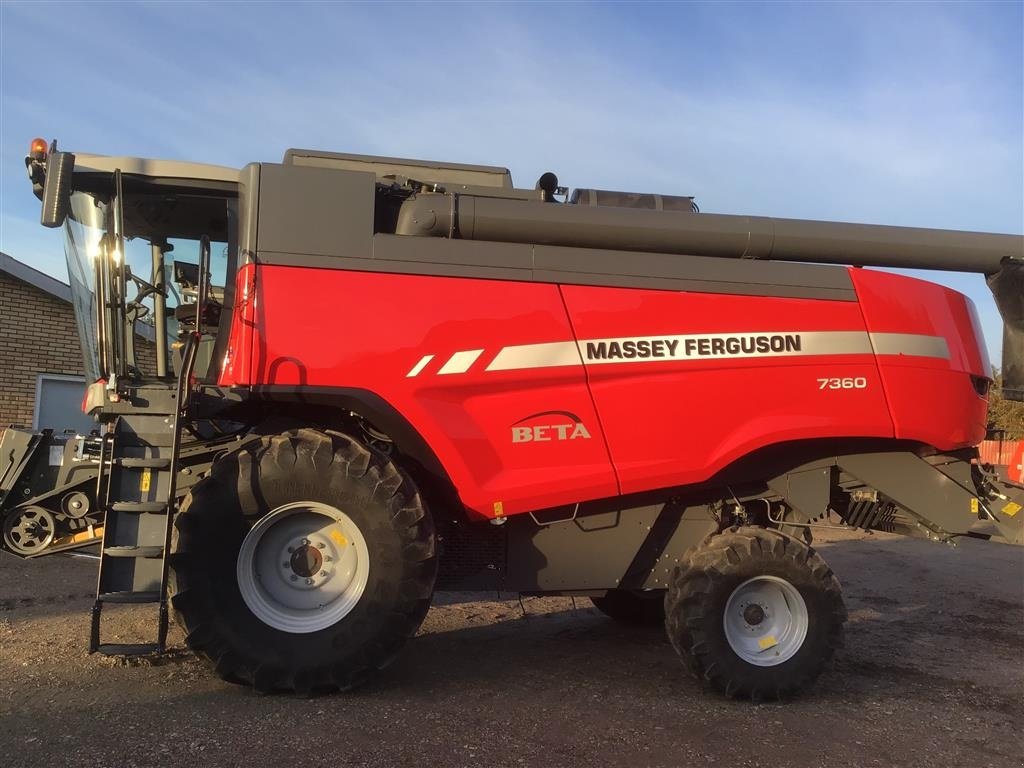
left=438, top=348, right=484, bottom=375
left=406, top=354, right=435, bottom=378
left=419, top=331, right=950, bottom=375
left=486, top=341, right=582, bottom=371
left=869, top=333, right=950, bottom=359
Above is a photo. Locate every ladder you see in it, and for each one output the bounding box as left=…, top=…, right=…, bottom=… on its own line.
left=88, top=393, right=181, bottom=656
left=89, top=240, right=207, bottom=656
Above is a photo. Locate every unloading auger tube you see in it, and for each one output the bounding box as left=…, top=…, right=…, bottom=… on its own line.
left=396, top=192, right=1018, bottom=272
left=396, top=191, right=1024, bottom=399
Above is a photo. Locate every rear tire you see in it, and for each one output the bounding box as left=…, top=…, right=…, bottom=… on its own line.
left=664, top=527, right=845, bottom=700
left=590, top=589, right=666, bottom=626
left=169, top=428, right=437, bottom=694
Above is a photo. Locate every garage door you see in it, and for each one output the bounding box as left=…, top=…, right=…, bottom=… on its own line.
left=34, top=375, right=95, bottom=434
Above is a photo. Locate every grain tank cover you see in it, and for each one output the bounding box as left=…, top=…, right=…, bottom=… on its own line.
left=283, top=149, right=513, bottom=189
left=570, top=188, right=698, bottom=212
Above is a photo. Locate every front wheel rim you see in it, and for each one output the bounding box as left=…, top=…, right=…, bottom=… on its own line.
left=237, top=501, right=370, bottom=634
left=723, top=575, right=808, bottom=666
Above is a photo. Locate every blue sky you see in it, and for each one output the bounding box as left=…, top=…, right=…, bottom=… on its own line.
left=1, top=1, right=1021, bottom=360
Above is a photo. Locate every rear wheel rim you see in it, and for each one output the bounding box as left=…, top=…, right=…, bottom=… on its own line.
left=237, top=501, right=370, bottom=634
left=723, top=575, right=808, bottom=666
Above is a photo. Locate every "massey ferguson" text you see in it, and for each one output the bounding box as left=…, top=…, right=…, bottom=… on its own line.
left=584, top=334, right=802, bottom=361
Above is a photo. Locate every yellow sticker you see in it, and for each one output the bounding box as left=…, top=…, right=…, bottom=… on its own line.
left=758, top=635, right=778, bottom=651
left=139, top=468, right=151, bottom=493
left=329, top=529, right=349, bottom=547
left=1002, top=502, right=1022, bottom=518
left=970, top=498, right=979, bottom=515
left=493, top=501, right=505, bottom=517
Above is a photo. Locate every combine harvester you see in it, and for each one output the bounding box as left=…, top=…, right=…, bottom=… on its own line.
left=2, top=140, right=1021, bottom=698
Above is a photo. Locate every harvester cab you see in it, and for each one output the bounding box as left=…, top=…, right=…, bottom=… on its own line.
left=5, top=138, right=1023, bottom=699
left=30, top=145, right=236, bottom=385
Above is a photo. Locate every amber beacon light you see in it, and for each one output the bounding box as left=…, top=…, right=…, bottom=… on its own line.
left=29, top=137, right=48, bottom=160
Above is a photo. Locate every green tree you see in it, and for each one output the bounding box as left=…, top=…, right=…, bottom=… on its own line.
left=987, top=369, right=1024, bottom=440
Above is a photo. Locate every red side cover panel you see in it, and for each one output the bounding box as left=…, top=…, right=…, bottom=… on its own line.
left=222, top=266, right=618, bottom=516
left=221, top=264, right=989, bottom=518
left=851, top=269, right=988, bottom=449
left=559, top=284, right=894, bottom=495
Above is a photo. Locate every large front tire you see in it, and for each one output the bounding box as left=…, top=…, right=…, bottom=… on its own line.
left=664, top=527, right=845, bottom=700
left=169, top=428, right=437, bottom=694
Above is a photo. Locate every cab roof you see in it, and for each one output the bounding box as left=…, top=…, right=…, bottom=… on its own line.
left=73, top=153, right=240, bottom=183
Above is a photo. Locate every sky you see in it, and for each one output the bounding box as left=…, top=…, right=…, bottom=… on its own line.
left=1, top=1, right=1021, bottom=361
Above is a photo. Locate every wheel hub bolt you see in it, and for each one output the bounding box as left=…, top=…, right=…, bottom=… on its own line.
left=305, top=578, right=313, bottom=585
left=317, top=542, right=325, bottom=549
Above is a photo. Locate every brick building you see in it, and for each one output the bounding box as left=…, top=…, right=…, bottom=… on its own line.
left=0, top=251, right=93, bottom=434
left=0, top=252, right=161, bottom=437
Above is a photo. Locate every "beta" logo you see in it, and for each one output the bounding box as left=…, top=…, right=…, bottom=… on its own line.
left=510, top=410, right=592, bottom=444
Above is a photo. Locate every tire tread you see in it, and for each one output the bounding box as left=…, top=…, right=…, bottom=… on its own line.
left=665, top=526, right=846, bottom=700
left=169, top=428, right=437, bottom=694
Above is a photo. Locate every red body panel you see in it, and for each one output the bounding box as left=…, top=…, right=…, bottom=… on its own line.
left=559, top=284, right=895, bottom=495
left=851, top=269, right=989, bottom=448
left=226, top=267, right=618, bottom=515
left=220, top=264, right=990, bottom=518
left=220, top=262, right=257, bottom=388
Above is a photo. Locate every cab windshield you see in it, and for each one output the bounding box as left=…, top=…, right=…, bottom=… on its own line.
left=64, top=192, right=106, bottom=381
left=63, top=185, right=234, bottom=383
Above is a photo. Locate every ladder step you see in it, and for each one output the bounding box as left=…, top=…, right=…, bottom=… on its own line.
left=114, top=457, right=171, bottom=469
left=95, top=643, right=162, bottom=657
left=110, top=502, right=168, bottom=513
left=103, top=545, right=164, bottom=558
left=98, top=590, right=161, bottom=604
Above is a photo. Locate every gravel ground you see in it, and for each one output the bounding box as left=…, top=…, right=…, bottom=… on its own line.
left=1, top=528, right=1021, bottom=768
